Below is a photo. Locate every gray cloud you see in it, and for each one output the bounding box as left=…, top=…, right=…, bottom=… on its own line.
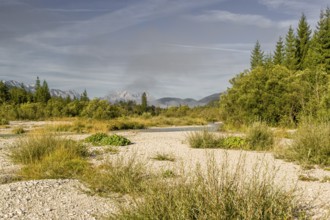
left=0, top=0, right=328, bottom=98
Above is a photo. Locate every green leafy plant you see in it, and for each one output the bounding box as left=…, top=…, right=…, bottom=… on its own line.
left=85, top=133, right=131, bottom=146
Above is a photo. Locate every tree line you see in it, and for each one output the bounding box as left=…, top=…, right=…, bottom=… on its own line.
left=0, top=77, right=219, bottom=121
left=220, top=8, right=330, bottom=126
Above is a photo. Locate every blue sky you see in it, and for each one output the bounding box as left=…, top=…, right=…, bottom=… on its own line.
left=0, top=0, right=328, bottom=99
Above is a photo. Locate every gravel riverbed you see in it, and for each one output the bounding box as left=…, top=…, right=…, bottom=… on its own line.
left=0, top=121, right=330, bottom=219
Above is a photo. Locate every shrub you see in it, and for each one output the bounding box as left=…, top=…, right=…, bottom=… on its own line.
left=245, top=122, right=274, bottom=150
left=284, top=122, right=330, bottom=166
left=85, top=133, right=131, bottom=146
left=10, top=133, right=89, bottom=179
left=111, top=155, right=308, bottom=220
left=222, top=136, right=246, bottom=149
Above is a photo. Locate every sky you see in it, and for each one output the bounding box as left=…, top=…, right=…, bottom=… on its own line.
left=0, top=0, right=329, bottom=99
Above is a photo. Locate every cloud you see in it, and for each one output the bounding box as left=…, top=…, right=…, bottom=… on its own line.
left=258, top=0, right=328, bottom=20
left=193, top=10, right=293, bottom=29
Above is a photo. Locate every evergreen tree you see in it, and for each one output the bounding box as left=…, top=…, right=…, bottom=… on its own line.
left=80, top=89, right=89, bottom=101
left=250, top=40, right=264, bottom=69
left=273, top=37, right=285, bottom=65
left=34, top=77, right=51, bottom=103
left=141, top=92, right=147, bottom=113
left=0, top=81, right=9, bottom=104
left=318, top=7, right=330, bottom=73
left=295, top=13, right=311, bottom=70
left=284, top=26, right=297, bottom=70
left=42, top=80, right=51, bottom=102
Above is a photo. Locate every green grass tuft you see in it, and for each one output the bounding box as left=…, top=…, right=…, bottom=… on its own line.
left=82, top=154, right=149, bottom=195
left=10, top=133, right=89, bottom=179
left=152, top=152, right=176, bottom=162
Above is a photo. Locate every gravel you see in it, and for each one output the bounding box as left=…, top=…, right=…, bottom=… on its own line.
left=1, top=122, right=330, bottom=219
left=0, top=179, right=115, bottom=220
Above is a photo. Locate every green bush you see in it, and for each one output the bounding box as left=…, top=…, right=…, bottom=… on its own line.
left=284, top=122, right=330, bottom=166
left=245, top=122, right=274, bottom=150
left=222, top=136, right=246, bottom=149
left=85, top=133, right=131, bottom=146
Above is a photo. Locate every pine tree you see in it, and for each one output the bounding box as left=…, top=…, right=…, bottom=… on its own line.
left=250, top=41, right=264, bottom=69
left=318, top=7, right=330, bottom=73
left=34, top=77, right=51, bottom=103
left=273, top=37, right=285, bottom=65
left=0, top=81, right=9, bottom=104
left=284, top=26, right=297, bottom=70
left=80, top=89, right=89, bottom=101
left=42, top=80, right=51, bottom=103
left=295, top=13, right=312, bottom=70
left=141, top=92, right=147, bottom=113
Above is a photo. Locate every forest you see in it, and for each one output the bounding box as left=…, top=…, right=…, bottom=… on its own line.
left=220, top=9, right=330, bottom=127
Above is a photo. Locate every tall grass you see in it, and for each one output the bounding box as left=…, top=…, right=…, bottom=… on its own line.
left=187, top=130, right=246, bottom=150
left=10, top=133, right=89, bottom=179
left=281, top=122, right=330, bottom=166
left=111, top=155, right=308, bottom=220
left=245, top=122, right=274, bottom=150
left=82, top=154, right=149, bottom=196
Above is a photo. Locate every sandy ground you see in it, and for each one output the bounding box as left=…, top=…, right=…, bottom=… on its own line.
left=0, top=121, right=330, bottom=219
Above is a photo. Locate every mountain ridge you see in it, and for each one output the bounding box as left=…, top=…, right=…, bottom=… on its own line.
left=3, top=80, right=80, bottom=99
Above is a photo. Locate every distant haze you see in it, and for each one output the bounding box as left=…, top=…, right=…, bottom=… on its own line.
left=0, top=0, right=328, bottom=99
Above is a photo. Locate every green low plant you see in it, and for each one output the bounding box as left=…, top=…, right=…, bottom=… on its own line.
left=85, top=133, right=131, bottom=146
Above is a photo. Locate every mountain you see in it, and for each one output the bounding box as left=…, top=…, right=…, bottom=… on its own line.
left=198, top=93, right=221, bottom=105
left=3, top=80, right=80, bottom=99
left=104, top=91, right=154, bottom=104
left=105, top=91, right=221, bottom=108
left=151, top=97, right=200, bottom=108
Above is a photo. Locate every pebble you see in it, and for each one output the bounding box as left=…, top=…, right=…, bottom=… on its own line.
left=0, top=179, right=115, bottom=219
